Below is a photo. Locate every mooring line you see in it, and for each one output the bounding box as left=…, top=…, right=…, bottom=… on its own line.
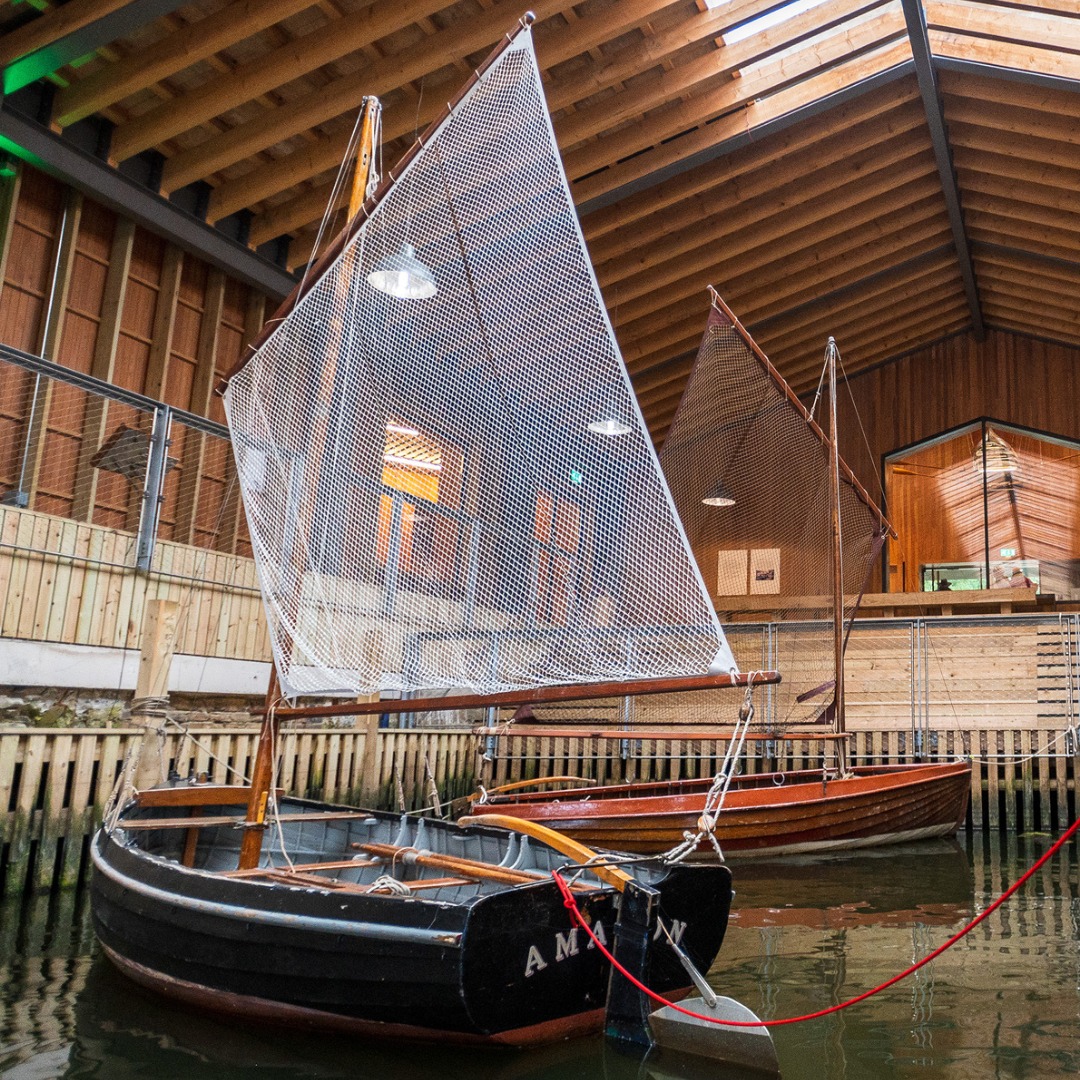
left=552, top=815, right=1080, bottom=1029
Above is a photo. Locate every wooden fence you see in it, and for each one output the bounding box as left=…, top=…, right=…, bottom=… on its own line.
left=2, top=723, right=1076, bottom=896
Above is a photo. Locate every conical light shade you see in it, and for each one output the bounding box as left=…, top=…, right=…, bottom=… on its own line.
left=702, top=480, right=736, bottom=507
left=973, top=428, right=1018, bottom=476
left=587, top=416, right=632, bottom=437
left=367, top=243, right=437, bottom=299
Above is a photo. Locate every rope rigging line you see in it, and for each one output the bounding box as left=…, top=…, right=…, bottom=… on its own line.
left=553, top=814, right=1080, bottom=1029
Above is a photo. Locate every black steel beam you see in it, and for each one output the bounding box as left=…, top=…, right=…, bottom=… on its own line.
left=576, top=60, right=916, bottom=217
left=0, top=103, right=295, bottom=298
left=900, top=0, right=984, bottom=339
left=935, top=55, right=1080, bottom=96
left=2, top=0, right=192, bottom=94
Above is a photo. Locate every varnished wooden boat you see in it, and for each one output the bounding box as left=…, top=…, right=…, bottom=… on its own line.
left=463, top=761, right=972, bottom=860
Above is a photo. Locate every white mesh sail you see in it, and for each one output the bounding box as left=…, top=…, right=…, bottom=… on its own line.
left=224, top=28, right=735, bottom=699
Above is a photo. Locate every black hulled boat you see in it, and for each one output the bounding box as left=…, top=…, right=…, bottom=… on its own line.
left=91, top=791, right=732, bottom=1046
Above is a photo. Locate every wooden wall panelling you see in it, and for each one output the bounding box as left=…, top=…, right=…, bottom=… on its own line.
left=35, top=199, right=117, bottom=521
left=0, top=166, right=22, bottom=312
left=174, top=268, right=225, bottom=546
left=142, top=245, right=183, bottom=402
left=838, top=330, right=1080, bottom=492
left=24, top=190, right=83, bottom=513
left=71, top=218, right=137, bottom=521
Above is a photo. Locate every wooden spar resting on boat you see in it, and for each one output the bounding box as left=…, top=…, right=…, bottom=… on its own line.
left=463, top=295, right=973, bottom=859
left=90, top=20, right=760, bottom=1048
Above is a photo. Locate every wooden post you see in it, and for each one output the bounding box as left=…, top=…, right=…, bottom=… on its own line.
left=237, top=667, right=281, bottom=870
left=130, top=597, right=180, bottom=790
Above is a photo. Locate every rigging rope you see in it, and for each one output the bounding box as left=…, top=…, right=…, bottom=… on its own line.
left=553, top=815, right=1080, bottom=1029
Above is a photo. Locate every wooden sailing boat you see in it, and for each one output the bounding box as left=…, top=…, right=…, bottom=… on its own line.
left=90, top=21, right=776, bottom=1044
left=463, top=294, right=972, bottom=858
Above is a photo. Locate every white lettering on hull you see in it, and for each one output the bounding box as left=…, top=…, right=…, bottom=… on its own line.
left=524, top=921, right=608, bottom=976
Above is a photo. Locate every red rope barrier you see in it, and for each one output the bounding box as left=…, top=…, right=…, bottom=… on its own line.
left=553, top=817, right=1080, bottom=1029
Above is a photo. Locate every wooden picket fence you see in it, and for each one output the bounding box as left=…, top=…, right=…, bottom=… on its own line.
left=1, top=723, right=1076, bottom=896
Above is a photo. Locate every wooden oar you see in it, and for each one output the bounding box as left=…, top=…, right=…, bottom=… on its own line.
left=472, top=776, right=597, bottom=800
left=462, top=813, right=633, bottom=891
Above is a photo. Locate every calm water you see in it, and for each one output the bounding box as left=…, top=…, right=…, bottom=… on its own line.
left=2, top=834, right=1078, bottom=1079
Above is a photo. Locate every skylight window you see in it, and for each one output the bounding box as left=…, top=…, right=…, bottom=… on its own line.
left=705, top=0, right=831, bottom=44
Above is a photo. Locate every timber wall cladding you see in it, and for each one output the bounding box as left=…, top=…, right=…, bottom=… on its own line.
left=0, top=165, right=267, bottom=556
left=0, top=504, right=269, bottom=658
left=836, top=328, right=1080, bottom=491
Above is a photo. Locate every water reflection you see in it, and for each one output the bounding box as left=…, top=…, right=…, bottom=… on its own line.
left=2, top=833, right=1078, bottom=1079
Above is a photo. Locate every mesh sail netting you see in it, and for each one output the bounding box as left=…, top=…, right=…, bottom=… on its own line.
left=223, top=28, right=735, bottom=700
left=657, top=300, right=887, bottom=730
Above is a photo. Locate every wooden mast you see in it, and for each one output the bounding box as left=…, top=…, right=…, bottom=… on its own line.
left=237, top=99, right=381, bottom=872
left=826, top=337, right=847, bottom=771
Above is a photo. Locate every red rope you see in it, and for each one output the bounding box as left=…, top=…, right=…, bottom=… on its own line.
left=553, top=817, right=1080, bottom=1029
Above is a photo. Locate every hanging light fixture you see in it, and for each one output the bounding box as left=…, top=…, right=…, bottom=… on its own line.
left=587, top=415, right=632, bottom=437
left=367, top=243, right=437, bottom=299
left=972, top=427, right=1019, bottom=477
left=702, top=479, right=736, bottom=507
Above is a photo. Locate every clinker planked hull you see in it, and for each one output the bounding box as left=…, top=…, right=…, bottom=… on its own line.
left=470, top=762, right=972, bottom=860
left=91, top=800, right=732, bottom=1045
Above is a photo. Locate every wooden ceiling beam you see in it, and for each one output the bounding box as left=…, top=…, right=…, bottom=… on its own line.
left=949, top=120, right=1080, bottom=173
left=899, top=0, right=984, bottom=337
left=760, top=296, right=972, bottom=390
left=930, top=28, right=1080, bottom=83
left=977, top=268, right=1080, bottom=320
left=968, top=220, right=1080, bottom=264
left=562, top=21, right=909, bottom=182
left=749, top=252, right=960, bottom=347
left=926, top=0, right=1080, bottom=53
left=582, top=78, right=920, bottom=240
left=587, top=101, right=924, bottom=267
left=626, top=222, right=955, bottom=391
left=53, top=0, right=318, bottom=127
left=964, top=190, right=1080, bottom=240
left=0, top=0, right=146, bottom=70
left=958, top=169, right=1080, bottom=219
left=590, top=109, right=927, bottom=268
left=982, top=301, right=1080, bottom=339
left=972, top=240, right=1080, bottom=279
left=758, top=265, right=964, bottom=358
left=600, top=171, right=946, bottom=315
left=555, top=0, right=889, bottom=151
left=732, top=224, right=954, bottom=326
left=942, top=66, right=1080, bottom=113
left=156, top=0, right=691, bottom=190
left=596, top=137, right=934, bottom=288
left=623, top=218, right=955, bottom=389
left=114, top=0, right=511, bottom=164
left=946, top=96, right=1080, bottom=143
left=952, top=146, right=1080, bottom=193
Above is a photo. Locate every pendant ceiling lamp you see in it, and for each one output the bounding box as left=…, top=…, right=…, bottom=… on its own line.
left=972, top=427, right=1018, bottom=476
left=702, top=480, right=736, bottom=507
left=367, top=243, right=437, bottom=299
